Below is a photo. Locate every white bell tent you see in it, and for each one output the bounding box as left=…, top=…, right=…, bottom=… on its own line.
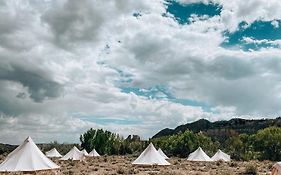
left=0, top=136, right=60, bottom=172
left=158, top=148, right=169, bottom=159
left=272, top=162, right=281, bottom=175
left=187, top=147, right=213, bottom=161
left=132, top=143, right=170, bottom=165
left=60, top=146, right=84, bottom=161
left=211, top=149, right=230, bottom=161
left=46, top=148, right=63, bottom=158
left=89, top=149, right=100, bottom=157
left=81, top=149, right=89, bottom=156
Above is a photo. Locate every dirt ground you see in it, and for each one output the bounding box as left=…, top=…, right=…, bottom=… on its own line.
left=0, top=155, right=274, bottom=175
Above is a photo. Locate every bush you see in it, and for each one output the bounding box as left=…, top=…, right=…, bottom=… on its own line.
left=216, top=159, right=224, bottom=166
left=228, top=161, right=238, bottom=167
left=151, top=130, right=217, bottom=158
left=255, top=127, right=281, bottom=161
left=244, top=164, right=258, bottom=175
left=80, top=128, right=146, bottom=155
left=78, top=126, right=281, bottom=161
left=173, top=160, right=179, bottom=165
left=116, top=167, right=125, bottom=174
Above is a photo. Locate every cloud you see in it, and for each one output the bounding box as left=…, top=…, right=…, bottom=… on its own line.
left=41, top=0, right=104, bottom=48
left=0, top=63, right=63, bottom=102
left=1, top=0, right=281, bottom=144
left=0, top=113, right=98, bottom=144
left=41, top=0, right=165, bottom=48
left=175, top=0, right=281, bottom=32
left=101, top=2, right=281, bottom=116
left=243, top=37, right=281, bottom=48
left=271, top=20, right=279, bottom=28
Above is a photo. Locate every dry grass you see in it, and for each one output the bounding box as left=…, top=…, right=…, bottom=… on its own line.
left=0, top=156, right=273, bottom=175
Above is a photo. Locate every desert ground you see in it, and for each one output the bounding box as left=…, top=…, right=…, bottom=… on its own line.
left=0, top=155, right=274, bottom=175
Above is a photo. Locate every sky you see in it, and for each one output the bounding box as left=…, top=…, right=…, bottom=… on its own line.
left=1, top=0, right=281, bottom=144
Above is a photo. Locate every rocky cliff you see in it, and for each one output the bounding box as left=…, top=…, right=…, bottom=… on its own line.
left=153, top=117, right=281, bottom=140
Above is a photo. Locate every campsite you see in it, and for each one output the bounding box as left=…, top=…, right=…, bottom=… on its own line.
left=0, top=153, right=274, bottom=175
left=0, top=135, right=277, bottom=175
left=2, top=0, right=281, bottom=174
left=1, top=126, right=281, bottom=174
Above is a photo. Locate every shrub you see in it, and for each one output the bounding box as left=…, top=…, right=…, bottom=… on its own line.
left=244, top=164, right=258, bottom=175
left=229, top=162, right=238, bottom=167
left=116, top=167, right=125, bottom=174
left=216, top=160, right=223, bottom=166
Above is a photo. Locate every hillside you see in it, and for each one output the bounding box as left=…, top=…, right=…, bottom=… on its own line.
left=0, top=143, right=17, bottom=155
left=152, top=117, right=281, bottom=140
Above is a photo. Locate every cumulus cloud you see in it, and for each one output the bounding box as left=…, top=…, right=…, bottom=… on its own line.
left=0, top=62, right=63, bottom=102
left=41, top=0, right=105, bottom=48
left=176, top=0, right=281, bottom=32
left=243, top=37, right=281, bottom=47
left=41, top=0, right=165, bottom=48
left=0, top=113, right=98, bottom=144
left=271, top=20, right=279, bottom=28
left=101, top=0, right=281, bottom=118
left=1, top=0, right=281, bottom=144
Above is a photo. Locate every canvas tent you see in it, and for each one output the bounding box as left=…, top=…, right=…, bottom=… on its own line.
left=187, top=147, right=213, bottom=161
left=46, top=148, right=63, bottom=158
left=89, top=149, right=100, bottom=157
left=81, top=149, right=89, bottom=156
left=60, top=146, right=84, bottom=161
left=272, top=162, right=281, bottom=175
left=132, top=143, right=170, bottom=165
left=158, top=148, right=169, bottom=159
left=211, top=149, right=230, bottom=161
left=0, top=136, right=59, bottom=172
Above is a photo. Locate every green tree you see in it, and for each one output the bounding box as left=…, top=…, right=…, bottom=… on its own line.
left=239, top=134, right=259, bottom=160
left=225, top=136, right=243, bottom=160
left=80, top=128, right=122, bottom=154
left=152, top=130, right=215, bottom=158
left=196, top=132, right=219, bottom=156
left=255, top=127, right=281, bottom=160
left=80, top=128, right=146, bottom=155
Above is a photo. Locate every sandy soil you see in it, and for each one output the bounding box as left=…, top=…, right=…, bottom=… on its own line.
left=0, top=155, right=274, bottom=175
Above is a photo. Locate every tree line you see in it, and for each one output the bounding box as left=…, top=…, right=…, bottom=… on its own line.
left=79, top=127, right=281, bottom=161
left=80, top=128, right=147, bottom=155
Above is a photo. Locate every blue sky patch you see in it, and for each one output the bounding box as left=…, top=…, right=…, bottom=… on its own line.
left=222, top=20, right=281, bottom=51
left=121, top=85, right=173, bottom=99
left=171, top=98, right=212, bottom=112
left=121, top=86, right=212, bottom=112
left=97, top=61, right=133, bottom=83
left=165, top=0, right=222, bottom=24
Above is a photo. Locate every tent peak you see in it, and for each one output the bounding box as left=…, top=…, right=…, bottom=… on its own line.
left=211, top=149, right=230, bottom=161
left=0, top=137, right=59, bottom=172
left=46, top=148, right=62, bottom=158
left=187, top=147, right=213, bottom=161
left=60, top=146, right=84, bottom=161
left=132, top=143, right=170, bottom=165
left=89, top=149, right=100, bottom=157
left=26, top=136, right=32, bottom=142
left=158, top=148, right=169, bottom=159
